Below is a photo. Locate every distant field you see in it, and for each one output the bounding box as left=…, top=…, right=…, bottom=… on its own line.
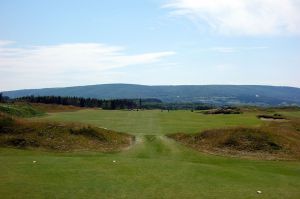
left=1, top=109, right=300, bottom=198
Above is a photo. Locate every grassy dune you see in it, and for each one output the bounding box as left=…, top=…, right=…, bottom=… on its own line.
left=0, top=115, right=133, bottom=152
left=0, top=103, right=81, bottom=117
left=0, top=103, right=44, bottom=117
left=1, top=109, right=300, bottom=198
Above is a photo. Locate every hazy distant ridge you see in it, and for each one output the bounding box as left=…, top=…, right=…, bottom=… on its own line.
left=3, top=84, right=300, bottom=106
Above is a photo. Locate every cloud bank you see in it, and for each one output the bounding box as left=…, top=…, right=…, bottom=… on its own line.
left=165, top=0, right=300, bottom=35
left=0, top=41, right=175, bottom=90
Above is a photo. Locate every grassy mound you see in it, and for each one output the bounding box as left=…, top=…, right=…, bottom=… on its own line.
left=22, top=102, right=82, bottom=113
left=0, top=102, right=82, bottom=118
left=168, top=119, right=300, bottom=160
left=0, top=114, right=134, bottom=152
left=0, top=103, right=44, bottom=117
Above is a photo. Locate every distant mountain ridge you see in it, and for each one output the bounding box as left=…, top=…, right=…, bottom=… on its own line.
left=3, top=84, right=300, bottom=106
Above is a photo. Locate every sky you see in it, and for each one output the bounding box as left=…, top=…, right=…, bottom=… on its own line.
left=0, top=0, right=300, bottom=91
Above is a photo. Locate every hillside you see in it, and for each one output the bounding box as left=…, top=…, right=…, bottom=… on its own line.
left=3, top=84, right=300, bottom=106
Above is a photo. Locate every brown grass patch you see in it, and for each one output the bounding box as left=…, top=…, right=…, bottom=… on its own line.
left=16, top=102, right=83, bottom=113
left=0, top=114, right=134, bottom=152
left=168, top=118, right=300, bottom=160
left=203, top=107, right=242, bottom=114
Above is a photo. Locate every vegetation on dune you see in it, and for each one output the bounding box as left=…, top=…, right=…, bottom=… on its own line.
left=0, top=102, right=134, bottom=153
left=203, top=107, right=242, bottom=114
left=0, top=114, right=134, bottom=152
left=168, top=118, right=300, bottom=160
left=22, top=102, right=82, bottom=113
left=0, top=102, right=82, bottom=118
left=0, top=103, right=45, bottom=117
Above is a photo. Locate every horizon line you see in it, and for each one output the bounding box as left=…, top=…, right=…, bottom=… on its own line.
left=2, top=83, right=300, bottom=92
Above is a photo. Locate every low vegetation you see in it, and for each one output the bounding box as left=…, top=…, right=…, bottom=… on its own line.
left=22, top=102, right=82, bottom=113
left=257, top=113, right=286, bottom=120
left=0, top=103, right=45, bottom=117
left=0, top=113, right=134, bottom=152
left=168, top=118, right=300, bottom=160
left=0, top=102, right=82, bottom=118
left=0, top=102, right=134, bottom=152
left=203, top=107, right=242, bottom=114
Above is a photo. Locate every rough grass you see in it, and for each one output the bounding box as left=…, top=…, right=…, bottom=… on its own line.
left=203, top=107, right=242, bottom=114
left=0, top=114, right=133, bottom=152
left=22, top=102, right=82, bottom=113
left=0, top=103, right=44, bottom=117
left=168, top=118, right=300, bottom=160
left=0, top=102, right=83, bottom=118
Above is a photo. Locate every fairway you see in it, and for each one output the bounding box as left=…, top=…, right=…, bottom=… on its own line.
left=1, top=110, right=300, bottom=198
left=40, top=109, right=263, bottom=135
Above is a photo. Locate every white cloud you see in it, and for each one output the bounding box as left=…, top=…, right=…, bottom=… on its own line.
left=210, top=46, right=268, bottom=53
left=0, top=40, right=15, bottom=46
left=165, top=0, right=300, bottom=35
left=0, top=41, right=175, bottom=90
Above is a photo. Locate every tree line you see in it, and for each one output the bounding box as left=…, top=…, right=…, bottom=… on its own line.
left=1, top=93, right=214, bottom=110
left=0, top=93, right=9, bottom=103
left=15, top=96, right=139, bottom=110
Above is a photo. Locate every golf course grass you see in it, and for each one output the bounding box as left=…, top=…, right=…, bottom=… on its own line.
left=38, top=109, right=263, bottom=135
left=1, top=109, right=300, bottom=198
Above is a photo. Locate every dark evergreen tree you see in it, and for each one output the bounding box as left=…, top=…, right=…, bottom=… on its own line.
left=15, top=96, right=139, bottom=110
left=139, top=98, right=142, bottom=109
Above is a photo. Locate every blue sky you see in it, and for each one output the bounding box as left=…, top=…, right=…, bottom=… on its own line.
left=0, top=0, right=300, bottom=90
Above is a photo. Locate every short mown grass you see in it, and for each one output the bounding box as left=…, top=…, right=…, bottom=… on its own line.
left=1, top=109, right=300, bottom=198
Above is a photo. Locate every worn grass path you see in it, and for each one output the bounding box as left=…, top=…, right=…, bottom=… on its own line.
left=1, top=110, right=300, bottom=198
